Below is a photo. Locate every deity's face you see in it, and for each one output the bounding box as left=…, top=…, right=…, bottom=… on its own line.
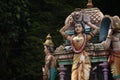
left=72, top=11, right=81, bottom=21
left=44, top=46, right=50, bottom=54
left=74, top=23, right=84, bottom=34
left=68, top=16, right=74, bottom=25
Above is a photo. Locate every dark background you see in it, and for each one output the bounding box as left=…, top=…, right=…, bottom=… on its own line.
left=93, top=0, right=120, bottom=16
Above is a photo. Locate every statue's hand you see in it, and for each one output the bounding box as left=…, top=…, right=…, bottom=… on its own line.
left=82, top=14, right=90, bottom=24
left=67, top=17, right=75, bottom=26
left=107, top=29, right=113, bottom=37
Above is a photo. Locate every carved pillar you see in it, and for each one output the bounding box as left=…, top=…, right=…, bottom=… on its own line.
left=58, top=65, right=67, bottom=80
left=99, top=62, right=109, bottom=80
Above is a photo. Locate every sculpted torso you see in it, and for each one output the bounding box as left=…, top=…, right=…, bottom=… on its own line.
left=72, top=35, right=84, bottom=50
left=45, top=55, right=56, bottom=68
left=112, top=32, right=120, bottom=52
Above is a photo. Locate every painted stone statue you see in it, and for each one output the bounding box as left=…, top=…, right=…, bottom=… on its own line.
left=59, top=12, right=99, bottom=80
left=89, top=15, right=120, bottom=80
left=106, top=16, right=120, bottom=80
left=59, top=1, right=104, bottom=80
left=43, top=34, right=57, bottom=80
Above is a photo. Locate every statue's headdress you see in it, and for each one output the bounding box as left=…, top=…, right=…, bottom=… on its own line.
left=112, top=15, right=120, bottom=30
left=44, top=34, right=54, bottom=47
left=44, top=34, right=55, bottom=53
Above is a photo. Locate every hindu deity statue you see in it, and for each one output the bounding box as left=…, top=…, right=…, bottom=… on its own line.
left=43, top=34, right=57, bottom=80
left=107, top=15, right=120, bottom=80
left=59, top=12, right=99, bottom=80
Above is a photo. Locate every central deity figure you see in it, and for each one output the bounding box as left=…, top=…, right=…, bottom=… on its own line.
left=59, top=10, right=99, bottom=80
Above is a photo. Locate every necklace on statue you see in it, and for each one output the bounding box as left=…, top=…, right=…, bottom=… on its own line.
left=74, top=36, right=83, bottom=42
left=70, top=34, right=87, bottom=53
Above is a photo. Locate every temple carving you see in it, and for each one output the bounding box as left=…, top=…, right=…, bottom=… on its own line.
left=42, top=0, right=120, bottom=80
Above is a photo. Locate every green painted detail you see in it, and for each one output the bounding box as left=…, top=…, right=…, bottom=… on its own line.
left=58, top=59, right=73, bottom=65
left=90, top=56, right=108, bottom=62
left=113, top=75, right=120, bottom=79
left=57, top=56, right=108, bottom=65
left=65, top=30, right=74, bottom=35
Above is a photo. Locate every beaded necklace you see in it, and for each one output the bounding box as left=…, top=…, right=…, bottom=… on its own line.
left=70, top=34, right=87, bottom=53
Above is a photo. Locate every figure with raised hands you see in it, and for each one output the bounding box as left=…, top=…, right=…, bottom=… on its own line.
left=59, top=15, right=99, bottom=80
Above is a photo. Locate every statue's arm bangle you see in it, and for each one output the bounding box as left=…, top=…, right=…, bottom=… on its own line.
left=107, top=36, right=112, bottom=39
left=90, top=32, right=95, bottom=37
left=43, top=74, right=47, bottom=76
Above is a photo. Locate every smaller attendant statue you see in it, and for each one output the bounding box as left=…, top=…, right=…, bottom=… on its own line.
left=108, top=16, right=120, bottom=80
left=43, top=34, right=57, bottom=80
left=90, top=15, right=120, bottom=80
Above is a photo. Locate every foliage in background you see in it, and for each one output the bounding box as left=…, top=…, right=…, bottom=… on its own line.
left=3, top=0, right=115, bottom=80
left=0, top=0, right=43, bottom=80
left=0, top=0, right=119, bottom=80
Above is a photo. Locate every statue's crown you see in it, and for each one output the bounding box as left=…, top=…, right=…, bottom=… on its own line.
left=44, top=34, right=54, bottom=47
